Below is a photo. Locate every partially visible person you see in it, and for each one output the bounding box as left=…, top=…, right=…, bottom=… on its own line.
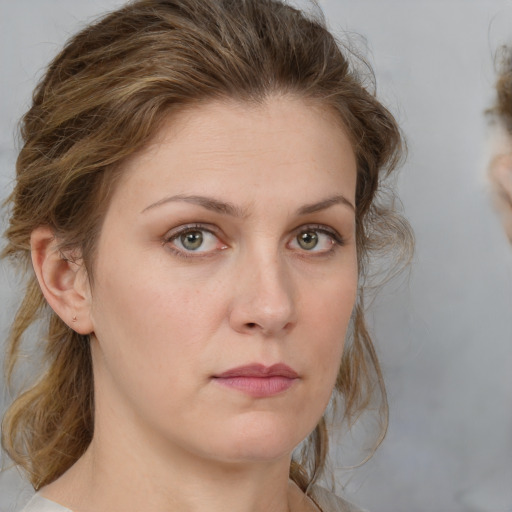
left=489, top=47, right=512, bottom=242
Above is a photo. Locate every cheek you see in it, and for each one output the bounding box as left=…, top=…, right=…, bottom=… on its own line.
left=89, top=253, right=227, bottom=382
left=88, top=274, right=220, bottom=427
left=306, top=261, right=357, bottom=326
left=300, top=269, right=357, bottom=380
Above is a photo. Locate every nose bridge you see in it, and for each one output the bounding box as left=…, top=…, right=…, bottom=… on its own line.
left=230, top=241, right=296, bottom=335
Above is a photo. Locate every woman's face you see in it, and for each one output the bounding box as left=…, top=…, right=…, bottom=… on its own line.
left=86, top=96, right=358, bottom=466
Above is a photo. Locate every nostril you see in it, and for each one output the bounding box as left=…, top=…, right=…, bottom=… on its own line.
left=246, top=322, right=257, bottom=329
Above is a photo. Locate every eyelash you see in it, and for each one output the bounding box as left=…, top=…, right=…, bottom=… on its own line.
left=292, top=225, right=345, bottom=256
left=162, top=223, right=345, bottom=259
left=163, top=224, right=225, bottom=260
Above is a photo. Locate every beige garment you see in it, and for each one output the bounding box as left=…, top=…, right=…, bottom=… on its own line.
left=21, top=485, right=366, bottom=512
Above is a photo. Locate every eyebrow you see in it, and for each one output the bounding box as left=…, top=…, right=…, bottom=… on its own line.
left=141, top=193, right=355, bottom=216
left=141, top=194, right=246, bottom=217
left=297, top=195, right=355, bottom=215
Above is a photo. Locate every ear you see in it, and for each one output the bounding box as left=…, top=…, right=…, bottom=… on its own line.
left=30, top=226, right=94, bottom=334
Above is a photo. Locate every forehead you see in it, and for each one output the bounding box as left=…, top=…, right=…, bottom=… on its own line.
left=112, top=95, right=357, bottom=210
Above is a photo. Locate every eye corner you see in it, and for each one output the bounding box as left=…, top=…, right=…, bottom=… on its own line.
left=162, top=223, right=229, bottom=260
left=287, top=224, right=345, bottom=255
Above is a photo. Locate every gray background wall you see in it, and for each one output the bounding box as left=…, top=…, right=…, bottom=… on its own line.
left=1, top=1, right=511, bottom=511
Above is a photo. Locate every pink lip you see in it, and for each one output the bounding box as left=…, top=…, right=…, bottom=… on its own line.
left=213, top=364, right=299, bottom=398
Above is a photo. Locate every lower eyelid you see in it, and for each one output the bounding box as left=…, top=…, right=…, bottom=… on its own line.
left=163, top=226, right=229, bottom=258
left=288, top=234, right=342, bottom=254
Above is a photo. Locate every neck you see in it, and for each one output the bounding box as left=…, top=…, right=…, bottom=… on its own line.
left=42, top=423, right=301, bottom=512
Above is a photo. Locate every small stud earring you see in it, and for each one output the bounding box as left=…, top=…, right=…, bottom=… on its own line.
left=72, top=316, right=77, bottom=323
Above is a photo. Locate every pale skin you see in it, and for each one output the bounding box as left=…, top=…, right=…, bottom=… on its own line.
left=489, top=153, right=512, bottom=242
left=30, top=95, right=358, bottom=512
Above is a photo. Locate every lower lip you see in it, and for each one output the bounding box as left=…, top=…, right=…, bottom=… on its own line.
left=213, top=376, right=297, bottom=398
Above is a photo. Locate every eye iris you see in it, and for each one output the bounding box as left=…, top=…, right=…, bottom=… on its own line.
left=298, top=231, right=318, bottom=250
left=181, top=231, right=203, bottom=250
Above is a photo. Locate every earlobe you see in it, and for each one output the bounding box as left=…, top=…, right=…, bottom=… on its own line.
left=30, top=226, right=94, bottom=334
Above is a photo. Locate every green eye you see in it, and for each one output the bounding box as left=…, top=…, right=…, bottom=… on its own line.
left=297, top=231, right=318, bottom=250
left=180, top=231, right=203, bottom=250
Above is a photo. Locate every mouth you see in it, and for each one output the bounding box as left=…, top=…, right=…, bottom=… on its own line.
left=212, top=363, right=299, bottom=398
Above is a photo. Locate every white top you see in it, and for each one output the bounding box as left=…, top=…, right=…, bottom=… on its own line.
left=21, top=486, right=366, bottom=512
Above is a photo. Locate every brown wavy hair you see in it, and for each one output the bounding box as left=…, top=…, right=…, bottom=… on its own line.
left=491, top=46, right=512, bottom=132
left=2, top=0, right=412, bottom=493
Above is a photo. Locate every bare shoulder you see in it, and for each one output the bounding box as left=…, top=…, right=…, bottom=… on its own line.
left=309, top=485, right=368, bottom=512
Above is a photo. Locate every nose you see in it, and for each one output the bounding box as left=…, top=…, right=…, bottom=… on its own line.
left=228, top=248, right=297, bottom=337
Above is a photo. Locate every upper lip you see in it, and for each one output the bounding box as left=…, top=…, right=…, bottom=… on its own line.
left=214, top=363, right=299, bottom=379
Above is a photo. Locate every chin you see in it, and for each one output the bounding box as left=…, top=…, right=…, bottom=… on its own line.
left=205, top=415, right=312, bottom=464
